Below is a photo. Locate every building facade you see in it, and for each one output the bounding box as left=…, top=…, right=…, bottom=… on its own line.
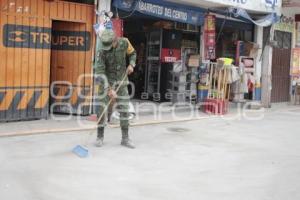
left=0, top=0, right=95, bottom=121
left=281, top=0, right=300, bottom=103
left=109, top=0, right=282, bottom=106
left=0, top=0, right=283, bottom=122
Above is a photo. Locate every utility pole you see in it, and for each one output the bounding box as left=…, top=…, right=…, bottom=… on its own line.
left=261, top=26, right=274, bottom=108
left=91, top=0, right=112, bottom=115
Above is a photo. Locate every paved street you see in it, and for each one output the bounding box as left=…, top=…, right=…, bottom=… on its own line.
left=0, top=106, right=300, bottom=200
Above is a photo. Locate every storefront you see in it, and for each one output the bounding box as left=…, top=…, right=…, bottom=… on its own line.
left=0, top=0, right=95, bottom=122
left=215, top=18, right=257, bottom=102
left=0, top=0, right=282, bottom=122
left=293, top=14, right=300, bottom=94
left=271, top=15, right=294, bottom=103
left=111, top=0, right=280, bottom=110
left=281, top=1, right=300, bottom=104
left=113, top=0, right=206, bottom=103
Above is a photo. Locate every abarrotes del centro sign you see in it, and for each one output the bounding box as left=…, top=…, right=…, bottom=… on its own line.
left=113, top=0, right=205, bottom=25
left=3, top=24, right=91, bottom=51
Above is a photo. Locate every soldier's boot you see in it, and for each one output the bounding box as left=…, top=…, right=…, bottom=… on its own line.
left=95, top=127, right=104, bottom=147
left=121, top=128, right=135, bottom=149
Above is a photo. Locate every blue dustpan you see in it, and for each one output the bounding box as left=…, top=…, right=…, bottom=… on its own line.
left=72, top=145, right=89, bottom=158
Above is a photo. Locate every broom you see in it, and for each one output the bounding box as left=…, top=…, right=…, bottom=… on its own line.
left=72, top=72, right=128, bottom=158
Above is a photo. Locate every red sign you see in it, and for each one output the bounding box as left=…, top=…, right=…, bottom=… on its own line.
left=161, top=48, right=181, bottom=63
left=204, top=14, right=216, bottom=60
left=291, top=48, right=300, bottom=76
left=112, top=18, right=123, bottom=37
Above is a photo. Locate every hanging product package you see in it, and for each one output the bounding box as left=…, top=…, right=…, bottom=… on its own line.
left=241, top=73, right=249, bottom=93
left=231, top=66, right=240, bottom=83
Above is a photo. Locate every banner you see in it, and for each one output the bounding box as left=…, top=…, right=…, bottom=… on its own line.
left=113, top=0, right=205, bottom=25
left=291, top=48, right=300, bottom=76
left=204, top=15, right=216, bottom=60
left=274, top=15, right=294, bottom=33
left=229, top=8, right=279, bottom=27
left=3, top=24, right=91, bottom=51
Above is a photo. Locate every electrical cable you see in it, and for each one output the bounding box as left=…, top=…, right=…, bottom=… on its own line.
left=216, top=9, right=231, bottom=44
left=260, top=26, right=271, bottom=61
left=259, top=15, right=283, bottom=61
left=115, top=0, right=141, bottom=19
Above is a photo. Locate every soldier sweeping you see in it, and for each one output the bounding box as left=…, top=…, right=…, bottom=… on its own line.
left=94, top=29, right=137, bottom=149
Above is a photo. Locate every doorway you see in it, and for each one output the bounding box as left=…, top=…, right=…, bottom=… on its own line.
left=271, top=31, right=292, bottom=103
left=49, top=20, right=93, bottom=115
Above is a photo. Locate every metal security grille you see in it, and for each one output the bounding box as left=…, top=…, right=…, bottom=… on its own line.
left=271, top=31, right=292, bottom=103
left=0, top=0, right=95, bottom=122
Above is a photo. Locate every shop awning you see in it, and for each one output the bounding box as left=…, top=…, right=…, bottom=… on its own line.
left=228, top=8, right=280, bottom=27
left=208, top=7, right=280, bottom=27
left=112, top=0, right=206, bottom=26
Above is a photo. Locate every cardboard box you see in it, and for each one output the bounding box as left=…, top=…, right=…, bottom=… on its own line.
left=188, top=55, right=201, bottom=67
left=296, top=85, right=300, bottom=95
left=217, top=59, right=224, bottom=68
left=244, top=42, right=260, bottom=58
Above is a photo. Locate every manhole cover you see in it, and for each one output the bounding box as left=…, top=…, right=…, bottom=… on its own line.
left=167, top=127, right=190, bottom=133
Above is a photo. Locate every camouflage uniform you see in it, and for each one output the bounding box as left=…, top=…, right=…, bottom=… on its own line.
left=94, top=30, right=136, bottom=147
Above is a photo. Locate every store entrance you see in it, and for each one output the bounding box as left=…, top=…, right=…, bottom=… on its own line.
left=215, top=19, right=255, bottom=102
left=123, top=17, right=200, bottom=103
left=49, top=20, right=93, bottom=115
left=124, top=19, right=148, bottom=99
left=271, top=31, right=292, bottom=103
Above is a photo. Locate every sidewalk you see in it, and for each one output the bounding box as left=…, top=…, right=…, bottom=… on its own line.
left=1, top=103, right=300, bottom=200
left=0, top=106, right=211, bottom=137
left=0, top=102, right=298, bottom=137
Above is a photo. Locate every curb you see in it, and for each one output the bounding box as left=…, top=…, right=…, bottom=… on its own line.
left=1, top=105, right=295, bottom=138
left=0, top=116, right=214, bottom=138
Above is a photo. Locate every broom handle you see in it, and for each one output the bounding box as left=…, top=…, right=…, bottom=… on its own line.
left=209, top=63, right=214, bottom=98
left=227, top=84, right=231, bottom=100
left=95, top=72, right=128, bottom=125
left=213, top=67, right=217, bottom=99
left=222, top=67, right=227, bottom=101
left=218, top=68, right=222, bottom=99
left=208, top=63, right=213, bottom=98
left=222, top=68, right=225, bottom=99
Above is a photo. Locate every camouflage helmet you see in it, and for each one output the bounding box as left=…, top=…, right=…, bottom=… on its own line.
left=100, top=29, right=116, bottom=51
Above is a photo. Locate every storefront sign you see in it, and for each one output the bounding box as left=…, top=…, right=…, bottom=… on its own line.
left=51, top=31, right=91, bottom=51
left=204, top=15, right=216, bottom=60
left=291, top=48, right=300, bottom=76
left=225, top=0, right=247, bottom=5
left=3, top=24, right=91, bottom=51
left=264, top=0, right=279, bottom=8
left=173, top=0, right=280, bottom=13
left=274, top=15, right=294, bottom=33
left=161, top=48, right=181, bottom=63
left=113, top=0, right=205, bottom=25
left=224, top=0, right=280, bottom=10
left=296, top=22, right=300, bottom=48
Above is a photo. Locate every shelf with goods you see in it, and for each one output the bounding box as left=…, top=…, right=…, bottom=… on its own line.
left=145, top=29, right=163, bottom=97
left=167, top=69, right=198, bottom=104
left=144, top=27, right=199, bottom=102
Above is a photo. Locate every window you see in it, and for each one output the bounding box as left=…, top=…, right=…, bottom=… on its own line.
left=274, top=30, right=292, bottom=49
